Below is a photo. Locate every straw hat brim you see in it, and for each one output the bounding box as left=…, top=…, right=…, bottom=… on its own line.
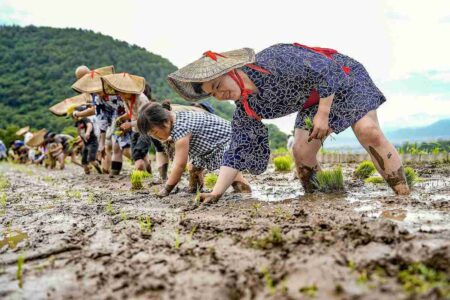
left=26, top=129, right=48, bottom=148
left=72, top=65, right=115, bottom=93
left=49, top=93, right=92, bottom=116
left=16, top=126, right=30, bottom=136
left=167, top=48, right=255, bottom=101
left=101, top=73, right=145, bottom=95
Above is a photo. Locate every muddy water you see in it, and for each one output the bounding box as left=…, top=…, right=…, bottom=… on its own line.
left=0, top=161, right=449, bottom=299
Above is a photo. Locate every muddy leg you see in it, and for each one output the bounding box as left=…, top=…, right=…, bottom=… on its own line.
left=231, top=172, right=251, bottom=193
left=352, top=110, right=410, bottom=195
left=188, top=165, right=204, bottom=193
left=293, top=128, right=323, bottom=193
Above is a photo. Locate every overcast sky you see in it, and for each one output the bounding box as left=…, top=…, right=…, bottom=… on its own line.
left=1, top=0, right=449, bottom=133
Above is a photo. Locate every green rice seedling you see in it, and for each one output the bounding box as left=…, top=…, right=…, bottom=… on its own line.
left=139, top=216, right=152, bottom=234
left=42, top=176, right=54, bottom=183
left=357, top=270, right=369, bottom=284
left=261, top=267, right=276, bottom=295
left=398, top=263, right=450, bottom=297
left=119, top=210, right=127, bottom=222
left=313, top=167, right=344, bottom=192
left=404, top=167, right=419, bottom=187
left=66, top=189, right=81, bottom=199
left=354, top=161, right=376, bottom=179
left=0, top=192, right=7, bottom=208
left=0, top=175, right=10, bottom=190
left=251, top=203, right=262, bottom=217
left=193, top=188, right=201, bottom=205
left=251, top=226, right=284, bottom=249
left=86, top=193, right=94, bottom=204
left=273, top=155, right=293, bottom=172
left=188, top=225, right=198, bottom=240
left=204, top=173, right=218, bottom=190
left=130, top=170, right=151, bottom=190
left=364, top=176, right=385, bottom=184
left=174, top=228, right=181, bottom=249
left=16, top=252, right=25, bottom=288
left=299, top=284, right=318, bottom=297
left=304, top=116, right=314, bottom=131
left=105, top=200, right=115, bottom=215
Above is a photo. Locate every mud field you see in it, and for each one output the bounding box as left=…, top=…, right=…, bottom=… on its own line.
left=0, top=161, right=449, bottom=300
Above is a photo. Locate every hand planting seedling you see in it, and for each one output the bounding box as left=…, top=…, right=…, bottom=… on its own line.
left=313, top=166, right=345, bottom=192
left=204, top=173, right=218, bottom=190
left=354, top=161, right=376, bottom=179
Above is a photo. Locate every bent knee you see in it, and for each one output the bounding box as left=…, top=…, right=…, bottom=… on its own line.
left=356, top=125, right=385, bottom=147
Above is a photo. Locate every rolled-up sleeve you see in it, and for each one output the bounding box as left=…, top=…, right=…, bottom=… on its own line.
left=221, top=104, right=270, bottom=175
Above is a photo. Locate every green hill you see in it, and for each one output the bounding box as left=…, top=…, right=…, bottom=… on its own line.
left=0, top=25, right=286, bottom=148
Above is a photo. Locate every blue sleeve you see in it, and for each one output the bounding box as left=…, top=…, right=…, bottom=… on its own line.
left=221, top=104, right=270, bottom=175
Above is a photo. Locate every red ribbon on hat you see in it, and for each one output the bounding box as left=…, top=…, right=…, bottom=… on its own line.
left=227, top=70, right=261, bottom=121
left=89, top=70, right=101, bottom=79
left=203, top=51, right=226, bottom=61
left=128, top=94, right=136, bottom=119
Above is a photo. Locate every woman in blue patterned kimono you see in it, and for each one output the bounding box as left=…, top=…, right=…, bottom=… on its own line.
left=168, top=43, right=410, bottom=203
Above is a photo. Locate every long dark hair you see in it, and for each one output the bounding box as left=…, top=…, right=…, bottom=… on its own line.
left=137, top=103, right=171, bottom=137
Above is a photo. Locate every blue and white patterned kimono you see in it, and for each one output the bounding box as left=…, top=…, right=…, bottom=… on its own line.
left=222, top=43, right=386, bottom=174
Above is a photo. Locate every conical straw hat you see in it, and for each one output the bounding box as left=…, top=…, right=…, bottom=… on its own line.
left=167, top=48, right=255, bottom=101
left=101, top=73, right=145, bottom=95
left=26, top=129, right=48, bottom=147
left=72, top=65, right=115, bottom=93
left=49, top=93, right=92, bottom=116
left=16, top=126, right=30, bottom=136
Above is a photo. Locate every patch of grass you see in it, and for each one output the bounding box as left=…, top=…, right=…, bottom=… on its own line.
left=364, top=176, right=385, bottom=184
left=139, top=216, right=152, bottom=234
left=204, top=173, right=218, bottom=190
left=313, top=167, right=344, bottom=192
left=354, top=161, right=376, bottom=179
left=274, top=206, right=292, bottom=220
left=16, top=252, right=25, bottom=288
left=105, top=200, right=115, bottom=215
left=404, top=167, right=419, bottom=187
left=398, top=263, right=450, bottom=297
left=299, top=284, right=318, bottom=297
left=251, top=226, right=284, bottom=250
left=261, top=267, right=276, bottom=295
left=130, top=170, right=151, bottom=190
left=273, top=155, right=293, bottom=172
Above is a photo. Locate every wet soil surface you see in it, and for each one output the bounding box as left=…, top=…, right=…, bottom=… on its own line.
left=0, top=161, right=449, bottom=299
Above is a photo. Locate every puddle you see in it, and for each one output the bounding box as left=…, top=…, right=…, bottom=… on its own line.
left=251, top=183, right=303, bottom=201
left=0, top=229, right=28, bottom=249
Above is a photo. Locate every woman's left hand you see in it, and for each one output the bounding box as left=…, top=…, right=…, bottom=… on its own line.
left=309, top=112, right=332, bottom=142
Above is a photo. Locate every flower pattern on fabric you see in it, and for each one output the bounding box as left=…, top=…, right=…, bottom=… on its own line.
left=222, top=43, right=386, bottom=174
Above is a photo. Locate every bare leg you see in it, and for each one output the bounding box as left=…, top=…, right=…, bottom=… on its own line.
left=292, top=128, right=323, bottom=193
left=352, top=110, right=410, bottom=195
left=111, top=139, right=123, bottom=175
left=231, top=172, right=252, bottom=193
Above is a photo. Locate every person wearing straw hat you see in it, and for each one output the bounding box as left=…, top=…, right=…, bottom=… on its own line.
left=72, top=66, right=132, bottom=175
left=137, top=102, right=251, bottom=197
left=101, top=73, right=168, bottom=175
left=168, top=43, right=410, bottom=203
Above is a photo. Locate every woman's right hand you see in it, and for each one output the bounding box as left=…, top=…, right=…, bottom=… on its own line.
left=199, top=193, right=222, bottom=204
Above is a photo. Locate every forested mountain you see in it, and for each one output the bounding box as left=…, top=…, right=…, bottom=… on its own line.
left=0, top=25, right=287, bottom=149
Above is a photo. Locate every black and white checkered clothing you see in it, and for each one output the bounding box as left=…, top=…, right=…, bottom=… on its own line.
left=171, top=111, right=231, bottom=171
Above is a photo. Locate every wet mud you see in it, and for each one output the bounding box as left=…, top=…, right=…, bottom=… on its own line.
left=0, top=161, right=449, bottom=299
